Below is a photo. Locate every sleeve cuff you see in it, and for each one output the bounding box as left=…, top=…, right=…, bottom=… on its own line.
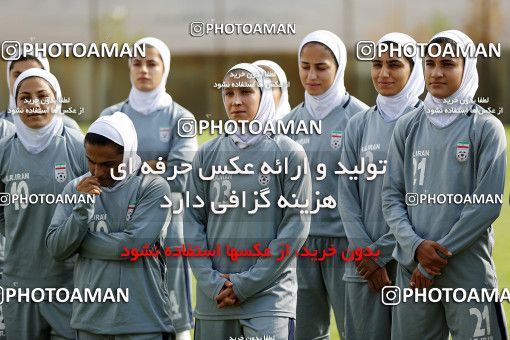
left=368, top=244, right=393, bottom=267
left=411, top=237, right=425, bottom=263
left=417, top=263, right=435, bottom=280
left=212, top=278, right=229, bottom=301
left=229, top=274, right=248, bottom=303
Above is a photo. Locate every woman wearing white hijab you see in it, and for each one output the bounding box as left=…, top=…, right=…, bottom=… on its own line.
left=253, top=59, right=291, bottom=119
left=100, top=36, right=197, bottom=340
left=0, top=94, right=15, bottom=337
left=337, top=32, right=424, bottom=340
left=0, top=68, right=87, bottom=339
left=382, top=30, right=507, bottom=339
left=281, top=30, right=368, bottom=340
left=185, top=63, right=311, bottom=340
left=2, top=51, right=49, bottom=121
left=422, top=30, right=479, bottom=127
left=47, top=111, right=175, bottom=338
left=2, top=49, right=81, bottom=131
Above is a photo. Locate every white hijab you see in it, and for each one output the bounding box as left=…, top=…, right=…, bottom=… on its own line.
left=87, top=111, right=142, bottom=191
left=298, top=30, right=348, bottom=120
left=128, top=37, right=173, bottom=115
left=12, top=68, right=64, bottom=154
left=253, top=59, right=291, bottom=119
left=423, top=30, right=478, bottom=127
left=375, top=32, right=424, bottom=122
left=6, top=51, right=50, bottom=113
left=223, top=63, right=275, bottom=149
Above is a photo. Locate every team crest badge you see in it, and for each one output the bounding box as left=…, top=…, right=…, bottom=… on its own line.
left=330, top=131, right=343, bottom=150
left=258, top=173, right=270, bottom=186
left=54, top=162, right=67, bottom=183
left=456, top=141, right=469, bottom=162
left=159, top=127, right=170, bottom=143
left=126, top=202, right=136, bottom=221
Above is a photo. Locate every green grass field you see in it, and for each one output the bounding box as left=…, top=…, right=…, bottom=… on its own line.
left=79, top=123, right=510, bottom=339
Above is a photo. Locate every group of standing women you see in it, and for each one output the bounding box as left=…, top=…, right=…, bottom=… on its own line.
left=0, top=27, right=507, bottom=340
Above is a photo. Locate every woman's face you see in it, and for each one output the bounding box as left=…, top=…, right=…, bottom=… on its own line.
left=299, top=43, right=337, bottom=96
left=222, top=70, right=261, bottom=122
left=371, top=50, right=412, bottom=96
left=425, top=44, right=464, bottom=99
left=85, top=142, right=124, bottom=188
left=16, top=77, right=56, bottom=129
left=9, top=59, right=43, bottom=94
left=129, top=47, right=164, bottom=92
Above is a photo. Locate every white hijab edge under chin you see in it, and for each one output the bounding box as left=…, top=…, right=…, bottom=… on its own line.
left=12, top=68, right=64, bottom=154
left=375, top=32, right=425, bottom=122
left=87, top=111, right=142, bottom=191
left=423, top=30, right=478, bottom=128
left=128, top=37, right=173, bottom=115
left=298, top=30, right=348, bottom=120
left=223, top=63, right=275, bottom=149
left=252, top=59, right=291, bottom=119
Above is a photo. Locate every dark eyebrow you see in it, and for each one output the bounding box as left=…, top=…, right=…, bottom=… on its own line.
left=18, top=90, right=51, bottom=97
left=132, top=57, right=158, bottom=62
left=301, top=61, right=329, bottom=67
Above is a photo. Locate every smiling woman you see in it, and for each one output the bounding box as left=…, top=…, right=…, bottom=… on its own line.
left=13, top=69, right=64, bottom=152
left=0, top=68, right=88, bottom=339
left=16, top=77, right=58, bottom=129
left=2, top=50, right=81, bottom=131
left=338, top=32, right=424, bottom=340
left=2, top=53, right=49, bottom=122
left=371, top=43, right=412, bottom=97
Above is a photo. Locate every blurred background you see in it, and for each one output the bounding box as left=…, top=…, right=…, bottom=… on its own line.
left=1, top=0, right=509, bottom=123
left=1, top=1, right=509, bottom=338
